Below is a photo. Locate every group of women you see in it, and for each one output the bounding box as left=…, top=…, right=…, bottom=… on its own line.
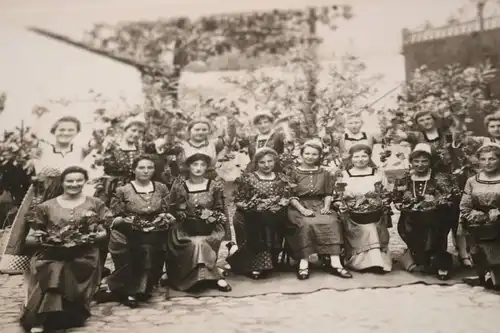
left=1, top=109, right=500, bottom=333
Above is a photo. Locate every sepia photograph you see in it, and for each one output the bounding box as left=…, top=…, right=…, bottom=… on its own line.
left=0, top=0, right=500, bottom=332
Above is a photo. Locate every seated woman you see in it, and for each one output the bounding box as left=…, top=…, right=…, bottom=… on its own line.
left=227, top=147, right=291, bottom=280
left=95, top=154, right=173, bottom=308
left=286, top=139, right=351, bottom=280
left=393, top=143, right=457, bottom=280
left=166, top=153, right=232, bottom=292
left=460, top=143, right=500, bottom=290
left=20, top=166, right=109, bottom=333
left=334, top=144, right=392, bottom=273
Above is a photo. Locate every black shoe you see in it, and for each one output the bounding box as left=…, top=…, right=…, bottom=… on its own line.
left=121, top=296, right=139, bottom=308
left=463, top=276, right=484, bottom=287
left=135, top=293, right=152, bottom=302
left=250, top=271, right=262, bottom=280
left=216, top=280, right=232, bottom=292
left=296, top=267, right=309, bottom=280
left=94, top=289, right=119, bottom=304
left=325, top=266, right=353, bottom=279
left=437, top=270, right=450, bottom=281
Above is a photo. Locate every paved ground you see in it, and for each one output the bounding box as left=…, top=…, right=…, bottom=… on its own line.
left=1, top=203, right=500, bottom=332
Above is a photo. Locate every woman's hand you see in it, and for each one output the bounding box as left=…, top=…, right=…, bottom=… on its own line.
left=32, top=230, right=48, bottom=242
left=300, top=209, right=315, bottom=217
left=320, top=207, right=332, bottom=215
left=489, top=208, right=500, bottom=222
left=165, top=213, right=176, bottom=223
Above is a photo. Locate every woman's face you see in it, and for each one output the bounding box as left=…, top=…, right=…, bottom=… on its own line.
left=255, top=117, right=272, bottom=134
left=487, top=120, right=500, bottom=138
left=416, top=114, right=436, bottom=131
left=134, top=159, right=155, bottom=181
left=351, top=150, right=370, bottom=168
left=124, top=124, right=144, bottom=143
left=54, top=121, right=79, bottom=144
left=479, top=151, right=500, bottom=173
left=62, top=172, right=86, bottom=196
left=301, top=146, right=320, bottom=166
left=345, top=118, right=363, bottom=134
left=190, top=123, right=210, bottom=142
left=257, top=154, right=275, bottom=174
left=189, top=160, right=208, bottom=177
left=411, top=155, right=431, bottom=174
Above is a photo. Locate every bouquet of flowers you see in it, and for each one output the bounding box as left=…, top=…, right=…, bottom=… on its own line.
left=242, top=194, right=290, bottom=213
left=130, top=213, right=173, bottom=232
left=41, top=211, right=104, bottom=248
left=398, top=192, right=452, bottom=212
left=463, top=210, right=489, bottom=227
left=335, top=181, right=391, bottom=213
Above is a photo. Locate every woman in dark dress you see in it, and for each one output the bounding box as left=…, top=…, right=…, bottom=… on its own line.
left=227, top=147, right=291, bottom=279
left=166, top=153, right=232, bottom=292
left=286, top=139, right=352, bottom=280
left=393, top=143, right=458, bottom=280
left=95, top=154, right=174, bottom=308
left=20, top=166, right=109, bottom=333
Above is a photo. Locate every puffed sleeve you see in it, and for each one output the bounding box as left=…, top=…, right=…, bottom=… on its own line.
left=109, top=186, right=127, bottom=217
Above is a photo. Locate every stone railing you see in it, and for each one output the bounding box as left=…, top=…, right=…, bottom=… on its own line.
left=402, top=16, right=500, bottom=45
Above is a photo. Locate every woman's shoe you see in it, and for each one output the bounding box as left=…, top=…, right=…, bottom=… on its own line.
left=94, top=289, right=118, bottom=304
left=326, top=266, right=353, bottom=279
left=459, top=256, right=473, bottom=268
left=463, top=276, right=484, bottom=287
left=437, top=270, right=450, bottom=281
left=216, top=279, right=232, bottom=292
left=30, top=326, right=44, bottom=333
left=297, top=267, right=309, bottom=280
left=250, top=271, right=262, bottom=280
left=121, top=296, right=139, bottom=308
left=135, top=293, right=152, bottom=302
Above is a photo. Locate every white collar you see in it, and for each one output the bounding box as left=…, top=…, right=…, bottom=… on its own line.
left=411, top=171, right=431, bottom=181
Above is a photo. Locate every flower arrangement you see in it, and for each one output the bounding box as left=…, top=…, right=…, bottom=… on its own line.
left=241, top=194, right=290, bottom=213
left=40, top=211, right=105, bottom=247
left=334, top=180, right=391, bottom=213
left=463, top=209, right=500, bottom=227
left=130, top=213, right=173, bottom=232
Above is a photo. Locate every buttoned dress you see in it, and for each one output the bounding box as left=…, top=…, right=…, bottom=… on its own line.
left=106, top=182, right=169, bottom=296
left=166, top=179, right=227, bottom=291
left=285, top=167, right=343, bottom=259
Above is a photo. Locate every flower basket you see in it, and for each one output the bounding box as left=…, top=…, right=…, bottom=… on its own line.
left=465, top=223, right=500, bottom=242
left=348, top=209, right=384, bottom=225
left=183, top=217, right=213, bottom=236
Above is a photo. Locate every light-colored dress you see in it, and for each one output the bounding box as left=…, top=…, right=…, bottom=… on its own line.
left=106, top=182, right=169, bottom=297
left=179, top=139, right=223, bottom=180
left=20, top=196, right=108, bottom=331
left=286, top=167, right=343, bottom=259
left=339, top=168, right=392, bottom=272
left=339, top=130, right=374, bottom=158
left=459, top=175, right=500, bottom=286
left=166, top=179, right=227, bottom=291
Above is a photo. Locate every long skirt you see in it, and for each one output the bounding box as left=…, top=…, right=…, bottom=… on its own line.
left=227, top=210, right=285, bottom=274
left=286, top=198, right=343, bottom=260
left=20, top=245, right=101, bottom=331
left=465, top=224, right=500, bottom=286
left=397, top=210, right=452, bottom=271
left=166, top=221, right=224, bottom=291
left=342, top=211, right=392, bottom=272
left=107, top=227, right=166, bottom=296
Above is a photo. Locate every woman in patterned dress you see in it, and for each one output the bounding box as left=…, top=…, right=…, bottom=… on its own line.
left=20, top=166, right=109, bottom=333
left=335, top=144, right=392, bottom=273
left=286, top=139, right=352, bottom=280
left=227, top=148, right=291, bottom=279
left=95, top=155, right=173, bottom=308
left=460, top=143, right=500, bottom=290
left=94, top=116, right=146, bottom=206
left=399, top=110, right=471, bottom=267
left=393, top=143, right=458, bottom=280
left=166, top=153, right=232, bottom=292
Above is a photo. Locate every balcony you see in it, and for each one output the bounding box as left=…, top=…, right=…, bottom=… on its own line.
left=402, top=16, right=500, bottom=45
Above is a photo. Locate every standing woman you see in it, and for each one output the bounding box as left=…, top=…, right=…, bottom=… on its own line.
left=94, top=115, right=146, bottom=206
left=95, top=155, right=173, bottom=308
left=0, top=116, right=92, bottom=300
left=393, top=144, right=458, bottom=280
left=227, top=148, right=291, bottom=279
left=335, top=144, right=392, bottom=273
left=20, top=166, right=109, bottom=333
left=286, top=139, right=352, bottom=280
left=166, top=153, right=232, bottom=292
left=460, top=143, right=500, bottom=290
